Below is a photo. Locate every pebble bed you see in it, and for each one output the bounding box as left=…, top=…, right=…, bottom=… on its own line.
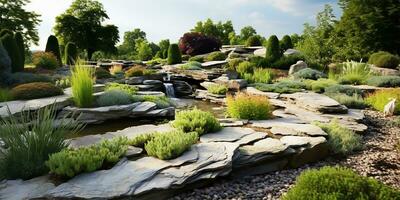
left=171, top=110, right=400, bottom=200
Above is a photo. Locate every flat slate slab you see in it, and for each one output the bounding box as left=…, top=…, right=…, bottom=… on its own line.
left=201, top=60, right=228, bottom=68
left=201, top=127, right=267, bottom=145
left=281, top=92, right=348, bottom=114
left=246, top=87, right=280, bottom=99
left=251, top=119, right=327, bottom=137
left=0, top=176, right=55, bottom=200
left=280, top=136, right=326, bottom=148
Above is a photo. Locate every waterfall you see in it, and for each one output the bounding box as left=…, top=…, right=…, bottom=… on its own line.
left=164, top=83, right=175, bottom=98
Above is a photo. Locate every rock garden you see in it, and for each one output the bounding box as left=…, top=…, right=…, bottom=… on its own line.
left=0, top=0, right=399, bottom=199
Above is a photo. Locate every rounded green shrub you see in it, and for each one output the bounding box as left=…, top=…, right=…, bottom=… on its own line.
left=172, top=108, right=221, bottom=135
left=366, top=76, right=400, bottom=87
left=32, top=51, right=58, bottom=70
left=105, top=83, right=138, bottom=95
left=205, top=51, right=227, bottom=61
left=249, top=56, right=269, bottom=68
left=293, top=68, right=327, bottom=80
left=280, top=35, right=293, bottom=51
left=65, top=42, right=77, bottom=65
left=245, top=35, right=262, bottom=47
left=95, top=67, right=113, bottom=79
left=369, top=51, right=400, bottom=69
left=283, top=166, right=400, bottom=200
left=265, top=35, right=281, bottom=63
left=1, top=33, right=23, bottom=72
left=167, top=43, right=182, bottom=65
left=207, top=84, right=228, bottom=95
left=188, top=55, right=204, bottom=63
left=227, top=93, right=273, bottom=120
left=14, top=32, right=25, bottom=65
left=97, top=90, right=133, bottom=106
left=227, top=58, right=244, bottom=71
left=45, top=35, right=62, bottom=67
left=11, top=82, right=63, bottom=100
left=179, top=61, right=202, bottom=70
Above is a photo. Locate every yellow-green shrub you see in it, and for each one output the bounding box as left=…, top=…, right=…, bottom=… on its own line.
left=366, top=89, right=400, bottom=114
left=226, top=93, right=273, bottom=120
left=172, top=108, right=221, bottom=135
left=207, top=84, right=228, bottom=95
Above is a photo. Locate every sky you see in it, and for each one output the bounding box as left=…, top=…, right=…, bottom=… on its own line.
left=26, top=0, right=341, bottom=50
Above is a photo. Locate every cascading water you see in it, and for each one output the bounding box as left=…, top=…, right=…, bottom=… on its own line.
left=164, top=83, right=175, bottom=98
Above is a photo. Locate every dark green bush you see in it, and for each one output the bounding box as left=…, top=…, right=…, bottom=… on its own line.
left=172, top=108, right=221, bottom=135
left=45, top=35, right=62, bottom=67
left=188, top=55, right=204, bottom=62
left=205, top=51, right=226, bottom=61
left=271, top=54, right=305, bottom=70
left=324, top=85, right=363, bottom=96
left=46, top=137, right=129, bottom=178
left=1, top=33, right=23, bottom=72
left=265, top=35, right=281, bottom=63
left=65, top=42, right=77, bottom=65
left=253, top=79, right=306, bottom=94
left=283, top=166, right=400, bottom=200
left=280, top=35, right=293, bottom=52
left=293, top=68, right=327, bottom=80
left=249, top=56, right=269, bottom=68
left=246, top=35, right=262, bottom=46
left=145, top=130, right=198, bottom=160
left=32, top=51, right=58, bottom=69
left=366, top=76, right=400, bottom=87
left=95, top=67, right=113, bottom=79
left=10, top=72, right=53, bottom=85
left=369, top=51, right=400, bottom=69
left=11, top=82, right=63, bottom=100
left=14, top=32, right=25, bottom=65
left=167, top=43, right=182, bottom=65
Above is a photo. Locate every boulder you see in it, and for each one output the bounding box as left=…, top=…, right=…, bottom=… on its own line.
left=370, top=65, right=400, bottom=76
left=253, top=48, right=266, bottom=57
left=0, top=176, right=55, bottom=200
left=288, top=60, right=307, bottom=75
left=172, top=80, right=193, bottom=97
left=125, top=76, right=144, bottom=85
left=283, top=49, right=301, bottom=56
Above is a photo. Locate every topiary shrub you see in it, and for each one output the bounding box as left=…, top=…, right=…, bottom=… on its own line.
left=178, top=61, right=202, bottom=70
left=253, top=79, right=306, bottom=94
left=246, top=35, right=262, bottom=47
left=188, top=55, right=204, bottom=63
left=227, top=93, right=273, bottom=120
left=237, top=61, right=255, bottom=76
left=280, top=35, right=293, bottom=52
left=366, top=89, right=400, bottom=114
left=11, top=82, right=63, bottom=100
left=366, top=76, right=400, bottom=87
left=178, top=32, right=221, bottom=56
left=45, top=35, right=62, bottom=67
left=105, top=82, right=138, bottom=95
left=369, top=51, right=400, bottom=69
left=46, top=137, right=129, bottom=178
left=32, top=51, right=58, bottom=69
left=265, top=35, right=281, bottom=63
left=144, top=130, right=198, bottom=160
left=207, top=84, right=228, bottom=95
left=65, top=42, right=77, bottom=65
left=205, top=51, right=226, bottom=61
left=0, top=40, right=12, bottom=80
left=97, top=90, right=133, bottom=107
left=324, top=84, right=363, bottom=96
left=14, top=32, right=25, bottom=65
left=1, top=33, right=23, bottom=72
left=282, top=166, right=400, bottom=200
left=172, top=108, right=221, bottom=135
left=167, top=43, right=182, bottom=65
left=293, top=68, right=327, bottom=80
left=95, top=67, right=113, bottom=79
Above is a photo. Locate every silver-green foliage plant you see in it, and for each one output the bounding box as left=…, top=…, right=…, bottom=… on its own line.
left=325, top=93, right=367, bottom=109
left=145, top=130, right=198, bottom=160
left=46, top=137, right=128, bottom=178
left=338, top=60, right=371, bottom=85
left=97, top=90, right=133, bottom=107
left=131, top=95, right=172, bottom=108
left=172, top=108, right=221, bottom=135
left=71, top=64, right=94, bottom=108
left=105, top=83, right=138, bottom=95
left=314, top=120, right=362, bottom=155
left=0, top=104, right=84, bottom=180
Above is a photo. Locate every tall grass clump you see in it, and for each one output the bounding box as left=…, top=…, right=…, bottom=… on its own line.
left=283, top=166, right=400, bottom=200
left=226, top=93, right=273, bottom=120
left=172, top=108, right=221, bottom=135
left=338, top=61, right=371, bottom=85
left=0, top=104, right=84, bottom=180
left=71, top=64, right=94, bottom=108
left=243, top=68, right=275, bottom=84
left=366, top=89, right=400, bottom=114
left=145, top=130, right=198, bottom=160
left=314, top=120, right=362, bottom=155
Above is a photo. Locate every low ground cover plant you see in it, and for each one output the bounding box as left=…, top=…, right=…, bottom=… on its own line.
left=10, top=72, right=53, bottom=86
left=227, top=58, right=243, bottom=71
left=46, top=137, right=129, bottom=178
left=105, top=83, right=138, bottom=95
left=55, top=77, right=71, bottom=89
left=129, top=133, right=155, bottom=148
left=0, top=105, right=84, bottom=180
left=226, top=93, right=273, bottom=120
left=283, top=166, right=400, bottom=200
left=207, top=84, right=228, bottom=95
left=125, top=65, right=154, bottom=77
left=314, top=120, right=362, bottom=155
left=188, top=55, right=204, bottom=63
left=144, top=130, right=198, bottom=160
left=326, top=93, right=367, bottom=109
left=304, top=78, right=337, bottom=93
left=178, top=61, right=202, bottom=70
left=97, top=90, right=133, bottom=107
left=366, top=76, right=400, bottom=87
left=366, top=89, right=400, bottom=114
left=10, top=82, right=63, bottom=100
left=132, top=95, right=172, bottom=108
left=71, top=65, right=94, bottom=108
left=292, top=68, right=327, bottom=80
left=172, top=108, right=221, bottom=135
left=324, top=84, right=363, bottom=96
left=253, top=79, right=306, bottom=94
left=205, top=51, right=226, bottom=61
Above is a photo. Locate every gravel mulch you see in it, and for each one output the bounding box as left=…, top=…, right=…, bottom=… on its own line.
left=170, top=110, right=400, bottom=200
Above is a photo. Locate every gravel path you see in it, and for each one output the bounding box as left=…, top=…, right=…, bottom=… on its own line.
left=170, top=110, right=400, bottom=200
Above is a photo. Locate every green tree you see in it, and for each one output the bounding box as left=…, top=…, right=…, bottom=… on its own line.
left=333, top=0, right=400, bottom=60
left=159, top=39, right=170, bottom=58
left=65, top=42, right=78, bottom=65
left=45, top=35, right=62, bottom=67
left=1, top=33, right=23, bottom=72
left=246, top=35, right=263, bottom=46
left=290, top=33, right=302, bottom=47
left=240, top=26, right=257, bottom=42
left=118, top=28, right=146, bottom=55
left=135, top=39, right=153, bottom=61
left=0, top=0, right=41, bottom=46
left=192, top=18, right=233, bottom=44
left=280, top=35, right=293, bottom=52
left=54, top=0, right=119, bottom=60
left=228, top=32, right=241, bottom=45
left=14, top=32, right=25, bottom=65
left=297, top=4, right=336, bottom=66
left=167, top=44, right=182, bottom=65
left=265, top=35, right=281, bottom=63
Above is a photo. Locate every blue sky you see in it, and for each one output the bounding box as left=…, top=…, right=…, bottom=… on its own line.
left=26, top=0, right=340, bottom=50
